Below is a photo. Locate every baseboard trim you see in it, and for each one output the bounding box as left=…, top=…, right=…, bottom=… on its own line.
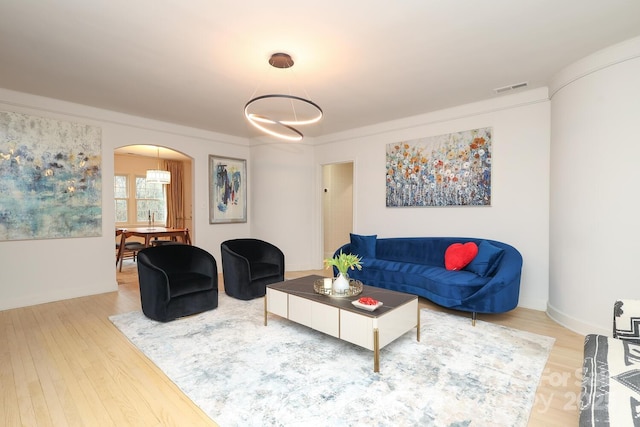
left=546, top=302, right=608, bottom=336
left=517, top=297, right=547, bottom=312
left=0, top=282, right=117, bottom=311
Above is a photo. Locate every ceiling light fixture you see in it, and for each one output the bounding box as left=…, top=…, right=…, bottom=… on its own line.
left=146, top=146, right=171, bottom=185
left=244, top=53, right=323, bottom=142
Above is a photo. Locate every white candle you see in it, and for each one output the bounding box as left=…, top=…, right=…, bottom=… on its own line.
left=323, top=278, right=332, bottom=289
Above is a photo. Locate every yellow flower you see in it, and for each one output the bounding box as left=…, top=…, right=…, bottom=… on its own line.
left=324, top=251, right=362, bottom=276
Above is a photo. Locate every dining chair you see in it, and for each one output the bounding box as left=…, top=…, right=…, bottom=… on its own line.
left=116, top=229, right=146, bottom=271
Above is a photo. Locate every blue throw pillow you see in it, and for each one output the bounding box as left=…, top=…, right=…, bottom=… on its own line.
left=350, top=233, right=377, bottom=258
left=464, top=240, right=504, bottom=277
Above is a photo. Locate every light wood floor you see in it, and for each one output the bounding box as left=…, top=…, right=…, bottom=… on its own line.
left=1, top=260, right=584, bottom=426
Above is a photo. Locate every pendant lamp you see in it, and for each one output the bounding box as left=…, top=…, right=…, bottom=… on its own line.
left=244, top=53, right=323, bottom=142
left=146, top=147, right=171, bottom=184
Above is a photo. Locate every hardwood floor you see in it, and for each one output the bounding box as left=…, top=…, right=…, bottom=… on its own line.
left=1, top=260, right=584, bottom=426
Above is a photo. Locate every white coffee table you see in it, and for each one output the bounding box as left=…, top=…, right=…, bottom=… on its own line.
left=265, top=275, right=420, bottom=372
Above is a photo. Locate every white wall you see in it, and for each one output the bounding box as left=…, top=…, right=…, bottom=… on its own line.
left=548, top=36, right=640, bottom=335
left=0, top=88, right=250, bottom=311
left=264, top=88, right=552, bottom=310
left=249, top=142, right=316, bottom=272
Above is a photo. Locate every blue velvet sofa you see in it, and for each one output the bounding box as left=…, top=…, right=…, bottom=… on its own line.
left=333, top=235, right=523, bottom=323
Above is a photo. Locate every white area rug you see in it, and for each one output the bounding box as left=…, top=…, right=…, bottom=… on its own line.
left=110, top=295, right=554, bottom=427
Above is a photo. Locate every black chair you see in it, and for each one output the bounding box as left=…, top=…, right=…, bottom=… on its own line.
left=137, top=244, right=218, bottom=322
left=221, top=238, right=285, bottom=300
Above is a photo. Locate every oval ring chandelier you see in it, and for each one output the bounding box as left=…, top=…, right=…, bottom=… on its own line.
left=244, top=53, right=323, bottom=142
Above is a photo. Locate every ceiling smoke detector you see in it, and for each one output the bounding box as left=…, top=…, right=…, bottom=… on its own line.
left=493, top=81, right=528, bottom=94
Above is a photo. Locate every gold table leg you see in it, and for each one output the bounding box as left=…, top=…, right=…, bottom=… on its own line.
left=373, top=328, right=380, bottom=373
left=417, top=302, right=421, bottom=342
left=264, top=295, right=268, bottom=326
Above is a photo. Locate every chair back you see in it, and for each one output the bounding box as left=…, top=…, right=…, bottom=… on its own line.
left=138, top=244, right=215, bottom=274
left=222, top=238, right=276, bottom=262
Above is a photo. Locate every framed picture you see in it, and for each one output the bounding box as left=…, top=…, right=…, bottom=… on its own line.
left=0, top=111, right=102, bottom=241
left=386, top=127, right=492, bottom=207
left=209, top=155, right=247, bottom=223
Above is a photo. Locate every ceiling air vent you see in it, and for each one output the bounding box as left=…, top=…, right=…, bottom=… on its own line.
left=493, top=81, right=528, bottom=94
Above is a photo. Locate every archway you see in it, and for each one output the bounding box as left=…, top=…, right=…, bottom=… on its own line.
left=113, top=144, right=194, bottom=240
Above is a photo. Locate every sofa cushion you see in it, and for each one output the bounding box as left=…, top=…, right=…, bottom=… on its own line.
left=374, top=238, right=450, bottom=266
left=444, top=242, right=478, bottom=271
left=465, top=240, right=505, bottom=277
left=350, top=233, right=377, bottom=258
left=354, top=258, right=488, bottom=305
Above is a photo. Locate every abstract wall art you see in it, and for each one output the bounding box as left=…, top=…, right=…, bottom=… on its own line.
left=209, top=155, right=247, bottom=223
left=386, top=127, right=492, bottom=207
left=0, top=111, right=102, bottom=241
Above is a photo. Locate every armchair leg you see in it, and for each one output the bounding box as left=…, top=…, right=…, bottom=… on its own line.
left=472, top=312, right=477, bottom=326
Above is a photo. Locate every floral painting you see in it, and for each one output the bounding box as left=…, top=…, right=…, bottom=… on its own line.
left=0, top=111, right=102, bottom=241
left=386, top=127, right=492, bottom=207
left=209, top=155, right=247, bottom=223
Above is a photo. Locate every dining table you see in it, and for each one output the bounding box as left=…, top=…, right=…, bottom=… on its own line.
left=116, top=227, right=192, bottom=268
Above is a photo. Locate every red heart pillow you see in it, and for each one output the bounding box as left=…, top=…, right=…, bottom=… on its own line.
left=445, top=242, right=479, bottom=271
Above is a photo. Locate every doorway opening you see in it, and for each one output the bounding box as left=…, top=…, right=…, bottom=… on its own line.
left=114, top=145, right=193, bottom=230
left=322, top=162, right=354, bottom=259
left=114, top=144, right=194, bottom=275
